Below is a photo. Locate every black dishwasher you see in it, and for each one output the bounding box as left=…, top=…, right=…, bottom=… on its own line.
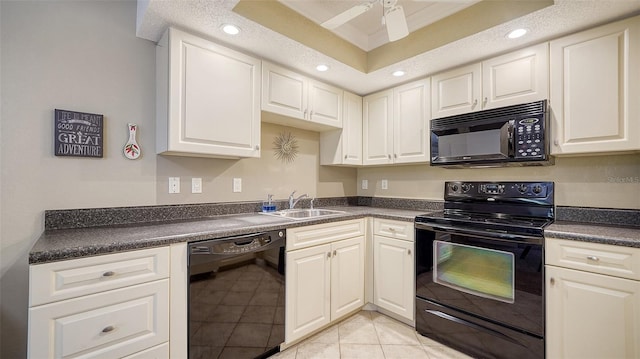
left=188, top=230, right=285, bottom=359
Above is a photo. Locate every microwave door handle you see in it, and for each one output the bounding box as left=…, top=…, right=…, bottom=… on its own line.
left=504, top=120, right=515, bottom=158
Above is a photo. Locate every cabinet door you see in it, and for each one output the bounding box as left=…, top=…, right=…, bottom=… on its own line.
left=431, top=63, right=482, bottom=118
left=319, top=91, right=363, bottom=165
left=393, top=79, right=430, bottom=164
left=373, top=236, right=414, bottom=321
left=482, top=43, right=549, bottom=110
left=309, top=80, right=343, bottom=128
left=262, top=62, right=307, bottom=120
left=158, top=28, right=261, bottom=158
left=363, top=90, right=394, bottom=165
left=550, top=16, right=640, bottom=155
left=331, top=236, right=365, bottom=322
left=546, top=266, right=640, bottom=359
left=285, top=244, right=331, bottom=343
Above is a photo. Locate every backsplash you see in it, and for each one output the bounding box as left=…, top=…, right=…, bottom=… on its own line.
left=44, top=197, right=638, bottom=230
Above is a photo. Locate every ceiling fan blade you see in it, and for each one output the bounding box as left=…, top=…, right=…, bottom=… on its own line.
left=385, top=6, right=409, bottom=41
left=321, top=3, right=373, bottom=30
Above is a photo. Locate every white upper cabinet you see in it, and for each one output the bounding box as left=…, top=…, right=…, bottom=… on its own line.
left=364, top=78, right=430, bottom=165
left=156, top=27, right=261, bottom=158
left=482, top=43, right=549, bottom=110
left=393, top=79, right=431, bottom=164
left=550, top=15, right=640, bottom=155
left=320, top=91, right=363, bottom=166
left=363, top=89, right=394, bottom=165
left=432, top=43, right=549, bottom=118
left=431, top=63, right=482, bottom=118
left=262, top=62, right=343, bottom=130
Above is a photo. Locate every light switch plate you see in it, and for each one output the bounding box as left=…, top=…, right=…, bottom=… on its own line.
left=233, top=178, right=242, bottom=193
left=362, top=179, right=368, bottom=190
left=192, top=178, right=202, bottom=193
left=381, top=179, right=388, bottom=190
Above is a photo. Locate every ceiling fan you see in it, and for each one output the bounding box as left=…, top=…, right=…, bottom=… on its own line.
left=321, top=0, right=410, bottom=42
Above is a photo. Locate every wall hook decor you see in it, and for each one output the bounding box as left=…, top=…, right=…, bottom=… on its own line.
left=273, top=131, right=298, bottom=163
left=123, top=123, right=141, bottom=159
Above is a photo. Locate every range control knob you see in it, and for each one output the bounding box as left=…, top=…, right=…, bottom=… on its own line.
left=532, top=184, right=543, bottom=194
left=450, top=184, right=460, bottom=193
left=517, top=184, right=528, bottom=193
left=461, top=183, right=471, bottom=192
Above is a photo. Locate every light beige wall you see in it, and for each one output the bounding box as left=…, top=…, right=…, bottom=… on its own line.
left=155, top=122, right=356, bottom=204
left=358, top=154, right=640, bottom=209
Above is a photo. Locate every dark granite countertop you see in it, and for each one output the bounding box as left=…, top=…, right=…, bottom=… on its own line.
left=31, top=198, right=640, bottom=264
left=545, top=221, right=640, bottom=248
left=30, top=206, right=427, bottom=264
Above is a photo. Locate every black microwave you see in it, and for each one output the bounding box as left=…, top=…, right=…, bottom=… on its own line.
left=430, top=100, right=553, bottom=167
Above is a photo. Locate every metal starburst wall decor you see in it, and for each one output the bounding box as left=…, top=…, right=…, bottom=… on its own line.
left=273, top=132, right=299, bottom=163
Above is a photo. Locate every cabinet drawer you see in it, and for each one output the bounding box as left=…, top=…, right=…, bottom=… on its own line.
left=373, top=218, right=414, bottom=242
left=122, top=343, right=169, bottom=359
left=28, top=280, right=169, bottom=359
left=546, top=238, right=640, bottom=280
left=30, top=247, right=170, bottom=306
left=286, top=219, right=365, bottom=251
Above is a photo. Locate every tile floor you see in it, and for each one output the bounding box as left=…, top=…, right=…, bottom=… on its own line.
left=269, top=310, right=473, bottom=359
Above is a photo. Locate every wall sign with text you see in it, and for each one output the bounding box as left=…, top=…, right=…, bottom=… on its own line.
left=54, top=109, right=104, bottom=158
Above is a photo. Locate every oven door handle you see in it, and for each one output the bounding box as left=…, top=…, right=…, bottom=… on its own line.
left=425, top=309, right=527, bottom=347
left=415, top=222, right=543, bottom=244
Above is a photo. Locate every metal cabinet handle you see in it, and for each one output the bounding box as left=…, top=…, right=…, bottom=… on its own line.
left=550, top=277, right=555, bottom=285
left=388, top=227, right=396, bottom=232
left=255, top=145, right=260, bottom=150
left=333, top=250, right=337, bottom=257
left=587, top=256, right=600, bottom=262
left=101, top=326, right=115, bottom=333
left=483, top=97, right=488, bottom=106
left=408, top=249, right=411, bottom=255
left=472, top=99, right=478, bottom=108
left=387, top=154, right=391, bottom=160
left=344, top=155, right=348, bottom=160
left=554, top=139, right=559, bottom=146
left=394, top=154, right=397, bottom=159
left=102, top=271, right=115, bottom=277
left=310, top=110, right=314, bottom=118
left=327, top=252, right=331, bottom=259
left=304, top=109, right=308, bottom=119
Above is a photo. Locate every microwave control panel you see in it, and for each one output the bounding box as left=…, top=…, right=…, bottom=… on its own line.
left=515, top=117, right=545, bottom=158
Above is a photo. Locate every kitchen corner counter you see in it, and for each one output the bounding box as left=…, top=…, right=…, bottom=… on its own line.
left=30, top=206, right=427, bottom=264
left=545, top=221, right=640, bottom=248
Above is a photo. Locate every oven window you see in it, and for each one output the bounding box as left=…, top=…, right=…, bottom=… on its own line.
left=433, top=241, right=515, bottom=303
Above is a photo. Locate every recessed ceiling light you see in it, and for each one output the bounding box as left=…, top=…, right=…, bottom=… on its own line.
left=222, top=24, right=240, bottom=35
left=507, top=28, right=528, bottom=39
left=392, top=70, right=405, bottom=77
left=316, top=64, right=329, bottom=72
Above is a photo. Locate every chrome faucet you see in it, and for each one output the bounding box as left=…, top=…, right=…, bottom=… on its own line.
left=289, top=190, right=308, bottom=209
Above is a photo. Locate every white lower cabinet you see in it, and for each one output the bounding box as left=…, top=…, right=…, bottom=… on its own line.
left=28, top=247, right=171, bottom=359
left=285, top=220, right=365, bottom=344
left=546, top=238, right=640, bottom=359
left=373, top=220, right=415, bottom=323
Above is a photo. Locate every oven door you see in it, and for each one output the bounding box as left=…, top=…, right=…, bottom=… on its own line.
left=415, top=222, right=544, bottom=337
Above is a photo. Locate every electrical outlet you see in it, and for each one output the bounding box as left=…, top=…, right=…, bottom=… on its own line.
left=362, top=179, right=368, bottom=190
left=381, top=179, right=388, bottom=190
left=169, top=177, right=180, bottom=194
left=192, top=178, right=202, bottom=193
left=233, top=178, right=242, bottom=193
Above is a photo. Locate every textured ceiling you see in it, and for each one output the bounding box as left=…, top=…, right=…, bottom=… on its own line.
left=136, top=0, right=640, bottom=95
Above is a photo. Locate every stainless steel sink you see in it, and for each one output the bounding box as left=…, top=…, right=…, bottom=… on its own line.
left=261, top=208, right=346, bottom=220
